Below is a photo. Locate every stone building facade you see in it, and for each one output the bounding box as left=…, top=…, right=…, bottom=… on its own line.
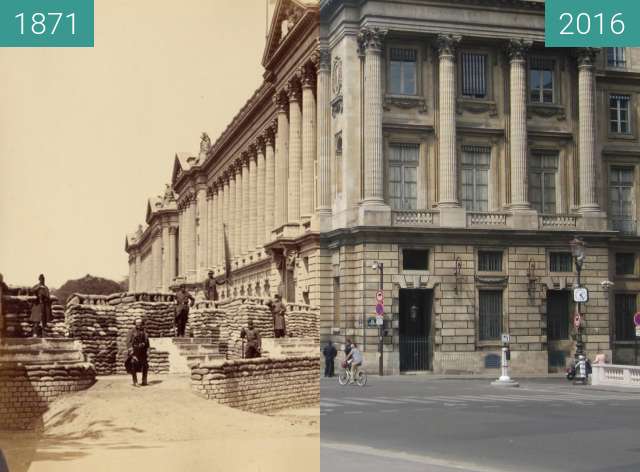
left=126, top=0, right=323, bottom=305
left=319, top=0, right=640, bottom=373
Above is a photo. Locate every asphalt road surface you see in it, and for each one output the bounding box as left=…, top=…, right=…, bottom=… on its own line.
left=321, top=376, right=640, bottom=472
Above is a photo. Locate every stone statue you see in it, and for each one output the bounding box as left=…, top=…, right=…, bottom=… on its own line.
left=200, top=132, right=211, bottom=154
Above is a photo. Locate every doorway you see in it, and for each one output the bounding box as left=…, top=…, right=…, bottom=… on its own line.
left=546, top=290, right=571, bottom=372
left=399, top=289, right=433, bottom=372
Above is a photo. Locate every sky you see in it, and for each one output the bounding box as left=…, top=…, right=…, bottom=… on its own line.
left=0, top=0, right=274, bottom=288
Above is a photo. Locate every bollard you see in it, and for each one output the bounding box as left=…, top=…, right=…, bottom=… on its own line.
left=491, top=337, right=519, bottom=388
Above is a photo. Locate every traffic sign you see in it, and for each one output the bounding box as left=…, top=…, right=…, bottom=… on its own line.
left=501, top=334, right=511, bottom=344
left=376, top=290, right=384, bottom=303
left=376, top=315, right=384, bottom=326
left=375, top=303, right=384, bottom=316
left=574, top=314, right=581, bottom=328
left=573, top=287, right=589, bottom=303
left=636, top=326, right=640, bottom=338
left=634, top=312, right=640, bottom=327
left=367, top=317, right=377, bottom=327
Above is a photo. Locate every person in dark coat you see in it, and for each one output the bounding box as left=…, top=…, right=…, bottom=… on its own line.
left=30, top=274, right=51, bottom=338
left=268, top=294, right=287, bottom=338
left=0, top=273, right=8, bottom=338
left=240, top=320, right=261, bottom=359
left=323, top=340, right=337, bottom=377
left=174, top=285, right=194, bottom=337
left=344, top=337, right=353, bottom=357
left=203, top=270, right=225, bottom=301
left=126, top=318, right=150, bottom=386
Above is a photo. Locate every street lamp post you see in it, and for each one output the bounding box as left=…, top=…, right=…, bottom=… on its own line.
left=373, top=261, right=384, bottom=376
left=570, top=236, right=586, bottom=359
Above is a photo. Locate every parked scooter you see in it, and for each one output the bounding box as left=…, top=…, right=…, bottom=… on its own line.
left=566, top=354, right=592, bottom=384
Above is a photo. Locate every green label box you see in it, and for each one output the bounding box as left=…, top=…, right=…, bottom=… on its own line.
left=546, top=0, right=640, bottom=47
left=0, top=0, right=93, bottom=47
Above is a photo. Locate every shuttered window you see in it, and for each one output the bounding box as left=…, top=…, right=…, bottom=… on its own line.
left=479, top=290, right=502, bottom=341
left=610, top=94, right=631, bottom=134
left=615, top=293, right=636, bottom=341
left=461, top=146, right=490, bottom=212
left=609, top=166, right=635, bottom=233
left=388, top=143, right=419, bottom=210
left=478, top=251, right=503, bottom=272
left=529, top=151, right=558, bottom=214
left=461, top=53, right=487, bottom=99
left=529, top=56, right=555, bottom=104
left=607, top=48, right=626, bottom=68
left=549, top=252, right=573, bottom=272
left=389, top=48, right=417, bottom=95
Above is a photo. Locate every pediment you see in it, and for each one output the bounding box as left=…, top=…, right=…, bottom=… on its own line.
left=262, top=0, right=310, bottom=66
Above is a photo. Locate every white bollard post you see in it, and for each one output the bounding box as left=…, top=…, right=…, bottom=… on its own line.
left=491, top=345, right=519, bottom=387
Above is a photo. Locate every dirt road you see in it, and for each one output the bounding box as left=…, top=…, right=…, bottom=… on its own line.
left=0, top=374, right=319, bottom=472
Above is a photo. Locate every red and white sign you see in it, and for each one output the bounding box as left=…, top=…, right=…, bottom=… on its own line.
left=376, top=290, right=384, bottom=303
left=574, top=314, right=582, bottom=328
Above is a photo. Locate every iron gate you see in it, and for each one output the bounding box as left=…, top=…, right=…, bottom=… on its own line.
left=399, top=335, right=431, bottom=371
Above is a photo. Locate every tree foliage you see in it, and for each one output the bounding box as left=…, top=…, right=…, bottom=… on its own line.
left=54, top=274, right=125, bottom=302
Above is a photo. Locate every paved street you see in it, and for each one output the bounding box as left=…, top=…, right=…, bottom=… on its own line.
left=321, top=376, right=640, bottom=472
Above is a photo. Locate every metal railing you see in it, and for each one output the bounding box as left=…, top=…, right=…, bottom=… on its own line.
left=399, top=335, right=432, bottom=371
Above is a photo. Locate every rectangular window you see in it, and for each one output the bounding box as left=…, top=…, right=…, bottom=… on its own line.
left=403, top=249, right=429, bottom=271
left=610, top=94, right=631, bottom=134
left=547, top=291, right=569, bottom=341
left=389, top=47, right=417, bottom=96
left=479, top=290, right=502, bottom=341
left=607, top=48, right=626, bottom=68
left=529, top=56, right=555, bottom=104
left=461, top=52, right=487, bottom=99
left=550, top=252, right=573, bottom=272
left=388, top=143, right=419, bottom=210
left=529, top=151, right=558, bottom=214
left=615, top=293, right=636, bottom=341
left=333, top=277, right=341, bottom=327
left=609, top=166, right=635, bottom=234
left=461, top=146, right=490, bottom=212
left=616, top=253, right=636, bottom=276
left=478, top=251, right=503, bottom=272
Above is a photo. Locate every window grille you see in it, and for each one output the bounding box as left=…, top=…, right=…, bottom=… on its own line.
left=607, top=48, right=626, bottom=68
left=478, top=251, right=502, bottom=272
left=549, top=252, right=573, bottom=272
left=615, top=293, right=636, bottom=341
left=479, top=290, right=502, bottom=341
left=615, top=253, right=636, bottom=276
left=461, top=53, right=487, bottom=99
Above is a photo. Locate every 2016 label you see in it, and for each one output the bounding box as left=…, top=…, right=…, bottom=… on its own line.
left=559, top=12, right=624, bottom=36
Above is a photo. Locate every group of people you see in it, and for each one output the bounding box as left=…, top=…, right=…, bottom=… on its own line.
left=0, top=273, right=51, bottom=338
left=322, top=337, right=363, bottom=382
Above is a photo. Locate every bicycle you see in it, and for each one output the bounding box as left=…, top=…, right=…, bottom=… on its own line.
left=338, top=361, right=367, bottom=386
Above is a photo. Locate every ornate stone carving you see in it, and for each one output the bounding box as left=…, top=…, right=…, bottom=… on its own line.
left=162, top=184, right=176, bottom=205
left=264, top=126, right=276, bottom=147
left=506, top=39, right=532, bottom=62
left=527, top=104, right=567, bottom=121
left=285, top=79, right=301, bottom=102
left=240, top=152, right=250, bottom=167
left=436, top=34, right=461, bottom=57
left=576, top=48, right=598, bottom=67
left=384, top=95, right=427, bottom=113
left=332, top=56, right=342, bottom=97
left=318, top=47, right=330, bottom=72
left=299, top=62, right=316, bottom=89
left=357, top=27, right=387, bottom=53
left=200, top=132, right=211, bottom=154
left=256, top=135, right=266, bottom=153
left=273, top=91, right=288, bottom=113
left=456, top=99, right=498, bottom=117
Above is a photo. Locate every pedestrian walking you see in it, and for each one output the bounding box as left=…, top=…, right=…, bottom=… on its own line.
left=323, top=340, right=337, bottom=377
left=203, top=270, right=225, bottom=301
left=174, top=285, right=194, bottom=337
left=125, top=319, right=150, bottom=387
left=30, top=274, right=51, bottom=338
left=240, top=320, right=261, bottom=358
left=268, top=294, right=287, bottom=338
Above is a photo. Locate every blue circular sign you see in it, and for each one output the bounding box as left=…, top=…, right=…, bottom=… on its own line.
left=375, top=303, right=384, bottom=315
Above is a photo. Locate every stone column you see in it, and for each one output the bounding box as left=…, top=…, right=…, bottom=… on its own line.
left=508, top=39, right=532, bottom=211
left=359, top=27, right=386, bottom=203
left=207, top=188, right=213, bottom=269
left=301, top=63, right=317, bottom=219
left=256, top=137, right=266, bottom=248
left=210, top=186, right=218, bottom=270
left=135, top=253, right=141, bottom=292
left=221, top=175, right=230, bottom=264
left=248, top=146, right=258, bottom=251
left=317, top=47, right=332, bottom=217
left=577, top=48, right=599, bottom=213
left=241, top=154, right=250, bottom=254
left=185, top=197, right=196, bottom=280
left=274, top=93, right=289, bottom=228
left=436, top=33, right=461, bottom=208
left=178, top=207, right=184, bottom=277
left=264, top=126, right=276, bottom=240
left=129, top=254, right=137, bottom=293
left=287, top=80, right=302, bottom=223
left=162, top=225, right=170, bottom=291
left=196, top=185, right=208, bottom=278
left=229, top=167, right=237, bottom=258
left=168, top=227, right=177, bottom=288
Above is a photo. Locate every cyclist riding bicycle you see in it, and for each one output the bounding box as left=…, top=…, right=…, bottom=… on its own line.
left=345, top=342, right=363, bottom=384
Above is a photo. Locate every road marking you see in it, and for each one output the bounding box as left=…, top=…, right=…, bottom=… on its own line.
left=343, top=411, right=363, bottom=415
left=322, top=442, right=513, bottom=472
left=351, top=397, right=404, bottom=404
left=379, top=409, right=398, bottom=413
left=320, top=401, right=341, bottom=408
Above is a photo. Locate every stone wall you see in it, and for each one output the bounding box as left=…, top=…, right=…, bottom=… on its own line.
left=0, top=362, right=95, bottom=430
left=190, top=356, right=320, bottom=413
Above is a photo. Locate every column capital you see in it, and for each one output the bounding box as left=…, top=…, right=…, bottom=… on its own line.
left=358, top=27, right=387, bottom=54
left=576, top=48, right=598, bottom=67
left=273, top=90, right=289, bottom=113
left=248, top=144, right=258, bottom=161
left=506, top=39, right=533, bottom=62
left=436, top=33, right=462, bottom=57
left=317, top=47, right=330, bottom=72
left=168, top=226, right=178, bottom=236
left=256, top=135, right=266, bottom=153
left=264, top=125, right=276, bottom=147
left=240, top=152, right=250, bottom=168
left=299, top=62, right=316, bottom=89
left=285, top=79, right=302, bottom=102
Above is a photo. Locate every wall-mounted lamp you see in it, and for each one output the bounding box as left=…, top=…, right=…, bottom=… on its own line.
left=454, top=257, right=463, bottom=293
left=527, top=258, right=538, bottom=298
